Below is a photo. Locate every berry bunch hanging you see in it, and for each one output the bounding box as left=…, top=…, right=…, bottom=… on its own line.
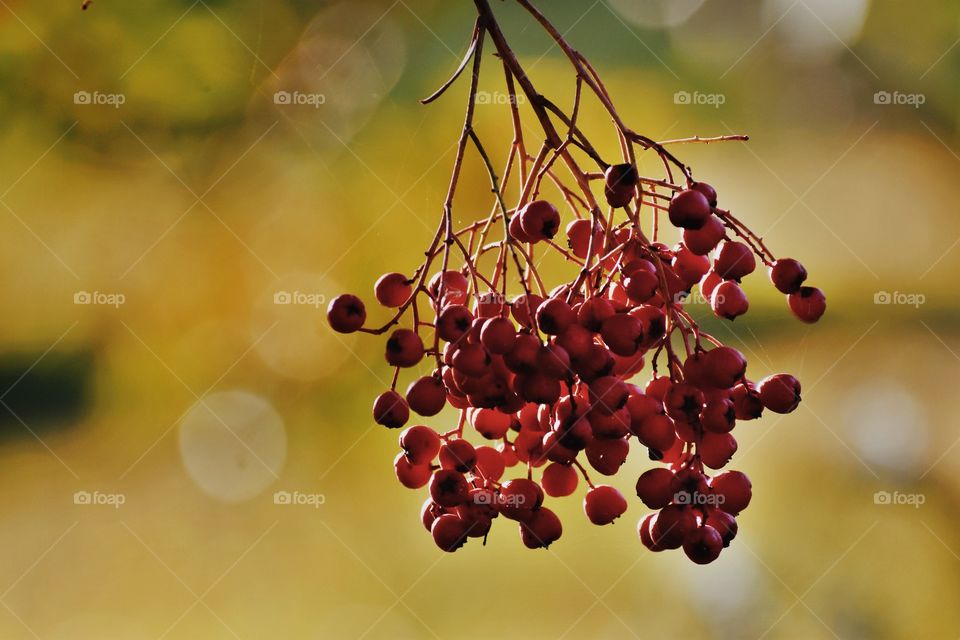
left=326, top=0, right=825, bottom=563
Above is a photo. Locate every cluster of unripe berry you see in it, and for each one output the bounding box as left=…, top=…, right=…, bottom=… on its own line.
left=327, top=170, right=822, bottom=562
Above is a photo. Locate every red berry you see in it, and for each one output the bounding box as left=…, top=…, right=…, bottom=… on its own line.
left=519, top=507, right=563, bottom=549
left=711, top=280, right=749, bottom=320
left=504, top=333, right=541, bottom=373
left=714, top=241, right=756, bottom=281
left=711, top=470, right=752, bottom=514
left=583, top=485, right=628, bottom=525
left=600, top=314, right=644, bottom=357
left=732, top=382, right=764, bottom=420
left=664, top=383, right=704, bottom=423
left=585, top=437, right=629, bottom=475
left=635, top=468, right=677, bottom=509
left=542, top=462, right=578, bottom=497
left=604, top=163, right=638, bottom=208
left=431, top=513, right=469, bottom=552
left=701, top=398, right=737, bottom=434
left=437, top=305, right=474, bottom=343
left=480, top=317, right=517, bottom=354
left=706, top=509, right=738, bottom=546
left=519, top=200, right=561, bottom=242
left=498, top=478, right=544, bottom=519
left=399, top=425, right=441, bottom=465
left=683, top=215, right=725, bottom=256
left=374, top=273, right=412, bottom=308
left=556, top=324, right=593, bottom=361
left=690, top=181, right=718, bottom=207
left=394, top=453, right=431, bottom=489
left=439, top=439, right=477, bottom=472
left=668, top=189, right=712, bottom=230
left=788, top=286, right=826, bottom=323
left=703, top=346, right=747, bottom=389
left=651, top=504, right=696, bottom=549
left=421, top=499, right=446, bottom=532
left=683, top=525, right=723, bottom=564
left=474, top=446, right=505, bottom=482
left=511, top=294, right=544, bottom=328
left=470, top=407, right=512, bottom=439
left=509, top=213, right=536, bottom=243
left=637, top=414, right=677, bottom=453
left=566, top=219, right=602, bottom=259
left=638, top=513, right=661, bottom=551
left=769, top=258, right=807, bottom=294
left=406, top=376, right=447, bottom=416
left=673, top=245, right=711, bottom=289
left=429, top=271, right=468, bottom=306
left=577, top=297, right=616, bottom=331
left=536, top=298, right=575, bottom=335
left=385, top=329, right=424, bottom=367
left=700, top=431, right=737, bottom=469
left=429, top=469, right=470, bottom=507
left=623, top=270, right=659, bottom=304
left=327, top=294, right=366, bottom=333
left=373, top=390, right=409, bottom=429
left=758, top=374, right=801, bottom=413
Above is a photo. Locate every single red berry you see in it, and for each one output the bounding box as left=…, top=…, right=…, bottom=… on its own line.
left=374, top=273, right=412, bottom=308
left=638, top=513, right=661, bottom=551
left=504, top=333, right=541, bottom=373
left=731, top=381, right=764, bottom=420
left=480, top=317, right=517, bottom=354
left=645, top=376, right=672, bottom=401
left=498, top=478, right=544, bottom=519
left=385, top=329, right=424, bottom=367
left=327, top=294, right=366, bottom=333
left=683, top=525, right=723, bottom=564
left=566, top=219, right=602, bottom=259
left=511, top=294, right=544, bottom=329
left=711, top=470, right=752, bottom=514
left=431, top=513, right=469, bottom=552
left=711, top=280, right=749, bottom=320
left=691, top=181, right=718, bottom=207
left=470, top=407, right=512, bottom=439
left=683, top=215, right=726, bottom=256
left=630, top=305, right=667, bottom=348
left=589, top=407, right=630, bottom=439
left=714, top=241, right=757, bottom=281
left=519, top=506, right=563, bottom=549
left=703, top=346, right=747, bottom=389
left=701, top=398, right=737, bottom=433
left=651, top=504, right=696, bottom=549
left=583, top=485, right=628, bottom=525
left=542, top=462, right=578, bottom=497
left=706, top=509, right=738, bottom=546
left=394, top=453, right=431, bottom=489
left=509, top=213, right=536, bottom=243
left=537, top=344, right=571, bottom=379
left=623, top=270, right=659, bottom=304
left=421, top=499, right=446, bottom=532
left=577, top=297, right=616, bottom=331
left=635, top=467, right=678, bottom=509
left=406, top=376, right=447, bottom=416
left=769, top=258, right=807, bottom=294
left=600, top=313, right=644, bottom=357
left=588, top=376, right=630, bottom=415
left=451, top=343, right=490, bottom=377
left=429, top=271, right=468, bottom=306
left=788, top=286, right=826, bottom=323
left=536, top=298, right=575, bottom=335
left=668, top=189, right=712, bottom=230
left=437, top=305, right=474, bottom=343
left=664, top=383, right=704, bottom=423
left=585, top=437, right=629, bottom=475
left=399, top=425, right=441, bottom=465
left=519, top=200, right=561, bottom=242
left=700, top=431, right=738, bottom=469
left=429, top=469, right=471, bottom=507
left=758, top=374, right=801, bottom=413
left=373, top=390, right=409, bottom=429
left=514, top=372, right=561, bottom=405
left=474, top=446, right=505, bottom=481
left=556, top=324, right=593, bottom=361
left=604, top=163, right=638, bottom=208
left=439, top=439, right=477, bottom=472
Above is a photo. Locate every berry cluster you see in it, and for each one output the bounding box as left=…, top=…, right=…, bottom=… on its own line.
left=325, top=0, right=825, bottom=563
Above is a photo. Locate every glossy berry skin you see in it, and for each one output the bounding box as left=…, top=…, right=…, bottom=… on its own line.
left=758, top=374, right=801, bottom=413
left=386, top=329, right=425, bottom=367
left=566, top=219, right=600, bottom=259
left=429, top=271, right=469, bottom=306
left=604, top=163, right=639, bottom=208
left=406, top=376, right=447, bottom=416
left=480, top=317, right=517, bottom=354
left=683, top=215, right=725, bottom=256
left=769, top=258, right=807, bottom=294
left=399, top=425, right=441, bottom=465
left=327, top=294, right=366, bottom=333
left=519, top=200, right=561, bottom=242
left=711, top=280, right=749, bottom=320
left=519, top=507, right=563, bottom=549
left=429, top=469, right=471, bottom=507
left=683, top=525, right=723, bottom=564
left=498, top=478, right=544, bottom=519
left=474, top=446, right=506, bottom=481
left=509, top=213, right=536, bottom=243
left=668, top=189, right=712, bottom=230
left=583, top=485, right=628, bottom=525
left=700, top=432, right=738, bottom=469
left=585, top=437, right=629, bottom=475
left=536, top=298, right=575, bottom=335
left=470, top=408, right=512, bottom=439
left=703, top=346, right=747, bottom=389
left=431, top=514, right=469, bottom=552
left=542, top=462, right=578, bottom=497
left=711, top=471, right=752, bottom=515
left=651, top=504, right=696, bottom=549
left=732, top=382, right=764, bottom=420
left=600, top=314, right=644, bottom=356
left=788, top=286, right=826, bottom=323
left=714, top=241, right=756, bottom=281
left=373, top=390, right=409, bottom=429
left=437, top=305, right=473, bottom=343
left=706, top=509, right=738, bottom=546
left=691, top=181, right=718, bottom=207
left=375, top=273, right=412, bottom=308
left=635, top=467, right=677, bottom=509
left=394, top=453, right=432, bottom=489
left=439, top=439, right=477, bottom=472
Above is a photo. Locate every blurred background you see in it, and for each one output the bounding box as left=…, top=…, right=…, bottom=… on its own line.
left=0, top=0, right=957, bottom=637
